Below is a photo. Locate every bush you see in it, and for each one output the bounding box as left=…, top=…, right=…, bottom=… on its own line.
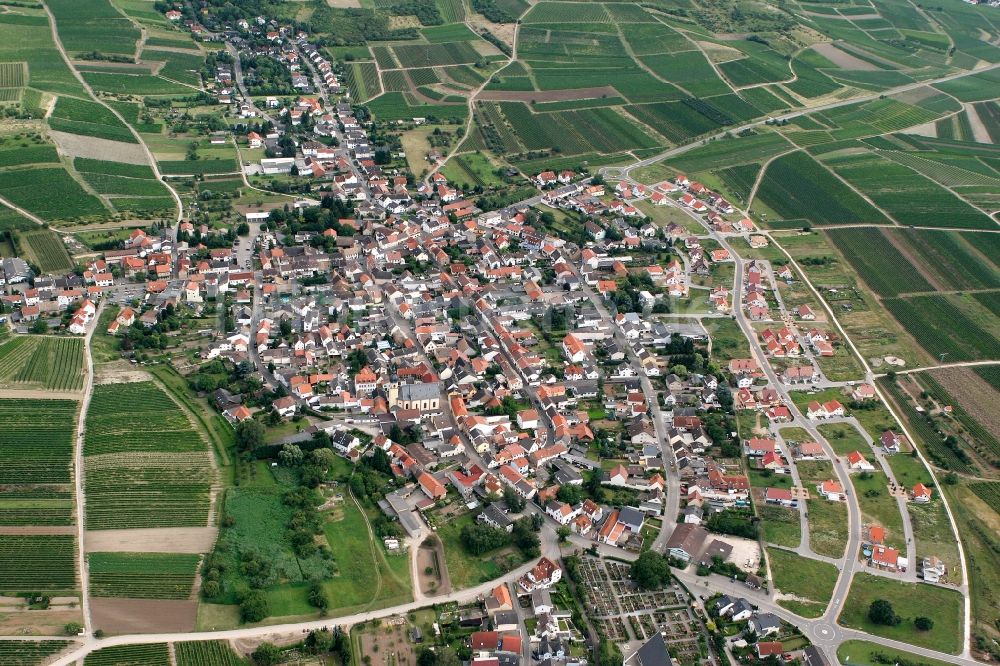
left=868, top=599, right=901, bottom=626
left=240, top=590, right=269, bottom=623
left=915, top=616, right=934, bottom=631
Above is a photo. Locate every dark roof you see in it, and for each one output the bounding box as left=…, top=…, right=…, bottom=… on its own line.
left=633, top=632, right=671, bottom=666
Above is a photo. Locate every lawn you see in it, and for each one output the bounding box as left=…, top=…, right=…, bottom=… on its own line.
left=839, top=573, right=964, bottom=654
left=817, top=423, right=868, bottom=457
left=851, top=471, right=906, bottom=549
left=767, top=547, right=837, bottom=618
left=759, top=505, right=801, bottom=548
left=806, top=497, right=848, bottom=558
left=836, top=640, right=954, bottom=666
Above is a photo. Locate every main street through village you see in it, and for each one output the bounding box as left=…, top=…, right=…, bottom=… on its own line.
left=23, top=47, right=1000, bottom=666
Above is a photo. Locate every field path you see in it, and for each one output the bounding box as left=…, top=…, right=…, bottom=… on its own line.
left=39, top=0, right=184, bottom=225
left=72, top=299, right=103, bottom=637
left=746, top=146, right=798, bottom=209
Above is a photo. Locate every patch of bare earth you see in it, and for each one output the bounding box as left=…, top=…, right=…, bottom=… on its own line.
left=468, top=19, right=516, bottom=49
left=0, top=388, right=82, bottom=399
left=326, top=0, right=361, bottom=7
left=0, top=609, right=83, bottom=636
left=907, top=121, right=938, bottom=138
left=812, top=42, right=878, bottom=71
left=0, top=526, right=75, bottom=535
left=417, top=537, right=451, bottom=596
left=49, top=131, right=147, bottom=165
left=85, top=527, right=218, bottom=553
left=93, top=362, right=150, bottom=385
left=91, top=599, right=197, bottom=634
left=931, top=367, right=1000, bottom=443
left=963, top=103, right=992, bottom=144
left=476, top=86, right=618, bottom=102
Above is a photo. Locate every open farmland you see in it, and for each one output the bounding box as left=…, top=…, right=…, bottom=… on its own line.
left=822, top=150, right=995, bottom=229
left=84, top=644, right=171, bottom=666
left=825, top=228, right=932, bottom=297
left=883, top=294, right=1000, bottom=362
left=0, top=641, right=70, bottom=666
left=753, top=151, right=891, bottom=226
left=49, top=96, right=137, bottom=144
left=47, top=0, right=140, bottom=56
left=0, top=168, right=107, bottom=221
left=89, top=552, right=199, bottom=599
left=84, top=380, right=213, bottom=530
left=20, top=228, right=73, bottom=273
left=0, top=487, right=73, bottom=526
left=174, top=641, right=244, bottom=666
left=0, top=336, right=84, bottom=391
left=0, top=398, right=77, bottom=484
left=888, top=229, right=1000, bottom=291
left=0, top=535, right=75, bottom=594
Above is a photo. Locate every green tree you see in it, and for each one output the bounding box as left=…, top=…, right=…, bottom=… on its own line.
left=240, top=590, right=269, bottom=623
left=868, top=599, right=901, bottom=626
left=278, top=443, right=304, bottom=466
left=235, top=419, right=265, bottom=453
left=503, top=486, right=525, bottom=512
left=557, top=525, right=571, bottom=543
left=631, top=551, right=671, bottom=590
left=252, top=642, right=282, bottom=665
left=915, top=616, right=934, bottom=631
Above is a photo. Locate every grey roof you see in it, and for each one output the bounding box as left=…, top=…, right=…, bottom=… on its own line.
left=750, top=612, right=781, bottom=633
left=398, top=381, right=440, bottom=401
left=619, top=506, right=646, bottom=529
left=493, top=610, right=518, bottom=627
left=631, top=632, right=670, bottom=666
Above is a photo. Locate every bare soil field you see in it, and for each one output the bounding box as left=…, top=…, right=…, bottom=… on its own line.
left=0, top=388, right=82, bottom=399
left=0, top=609, right=83, bottom=636
left=477, top=86, right=618, bottom=102
left=326, top=0, right=362, bottom=7
left=94, top=362, right=149, bottom=385
left=91, top=598, right=198, bottom=634
left=85, top=527, right=218, bottom=553
left=964, top=103, right=992, bottom=144
left=931, top=367, right=1000, bottom=443
left=49, top=131, right=147, bottom=165
left=468, top=18, right=516, bottom=49
left=0, top=526, right=76, bottom=535
left=416, top=537, right=450, bottom=596
left=812, top=42, right=879, bottom=71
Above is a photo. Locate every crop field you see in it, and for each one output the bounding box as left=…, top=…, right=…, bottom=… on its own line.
left=75, top=157, right=156, bottom=178
left=48, top=0, right=140, bottom=56
left=754, top=151, right=890, bottom=226
left=920, top=370, right=1000, bottom=463
left=883, top=294, right=1000, bottom=361
left=21, top=228, right=73, bottom=272
left=0, top=61, right=25, bottom=88
left=85, top=382, right=205, bottom=455
left=524, top=2, right=610, bottom=23
left=879, top=149, right=1000, bottom=188
left=157, top=158, right=238, bottom=175
left=82, top=71, right=190, bottom=95
left=719, top=44, right=792, bottom=87
left=49, top=96, right=137, bottom=143
left=89, top=552, right=199, bottom=599
left=0, top=535, right=75, bottom=594
left=110, top=196, right=176, bottom=213
left=0, top=641, right=70, bottom=666
left=0, top=11, right=85, bottom=98
left=81, top=172, right=170, bottom=197
left=392, top=41, right=480, bottom=68
left=658, top=132, right=792, bottom=176
left=969, top=482, right=1000, bottom=514
left=0, top=144, right=60, bottom=168
left=934, top=68, right=1000, bottom=102
left=0, top=167, right=107, bottom=220
left=625, top=101, right=721, bottom=144
left=84, top=380, right=211, bottom=530
left=345, top=62, right=380, bottom=102
left=890, top=229, right=1000, bottom=291
left=0, top=336, right=84, bottom=391
left=713, top=163, right=760, bottom=203
left=174, top=641, right=244, bottom=666
left=825, top=228, right=932, bottom=297
left=366, top=92, right=467, bottom=122
left=84, top=644, right=170, bottom=666
left=879, top=378, right=974, bottom=474
left=823, top=150, right=995, bottom=229
left=0, top=487, right=73, bottom=526
left=973, top=101, right=1000, bottom=143
left=84, top=452, right=213, bottom=529
left=144, top=49, right=203, bottom=87
left=0, top=398, right=77, bottom=484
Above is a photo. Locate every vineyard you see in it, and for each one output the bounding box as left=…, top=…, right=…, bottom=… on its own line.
left=0, top=398, right=77, bottom=484
left=84, top=644, right=171, bottom=666
left=0, top=488, right=73, bottom=526
left=878, top=378, right=973, bottom=473
left=89, top=552, right=199, bottom=599
left=968, top=482, right=1000, bottom=515
left=174, top=641, right=245, bottom=666
left=0, top=641, right=69, bottom=666
left=0, top=535, right=75, bottom=593
left=0, top=62, right=24, bottom=88
left=825, top=228, right=933, bottom=297
left=84, top=382, right=206, bottom=455
left=883, top=295, right=1000, bottom=362
left=84, top=452, right=212, bottom=529
left=0, top=336, right=84, bottom=391
left=21, top=228, right=73, bottom=273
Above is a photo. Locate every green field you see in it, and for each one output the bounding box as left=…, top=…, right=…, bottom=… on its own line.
left=0, top=641, right=71, bottom=666
left=48, top=0, right=140, bottom=56
left=89, top=552, right=200, bottom=599
left=84, top=381, right=212, bottom=530
left=0, top=336, right=84, bottom=391
left=839, top=573, right=964, bottom=653
left=0, top=167, right=107, bottom=220
left=836, top=640, right=954, bottom=666
left=0, top=535, right=75, bottom=594
left=0, top=398, right=77, bottom=484
left=174, top=641, right=244, bottom=666
left=20, top=228, right=73, bottom=272
left=767, top=547, right=837, bottom=618
left=883, top=294, right=1000, bottom=361
left=825, top=228, right=932, bottom=297
left=85, top=644, right=170, bottom=666
left=49, top=95, right=137, bottom=143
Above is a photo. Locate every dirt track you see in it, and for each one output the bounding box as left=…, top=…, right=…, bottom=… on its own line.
left=85, top=527, right=218, bottom=553
left=0, top=526, right=75, bottom=535
left=476, top=86, right=619, bottom=102
left=91, top=598, right=198, bottom=634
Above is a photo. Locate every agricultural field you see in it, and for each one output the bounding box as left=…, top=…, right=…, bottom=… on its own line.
left=84, top=644, right=171, bottom=666
left=0, top=398, right=77, bottom=485
left=0, top=535, right=76, bottom=594
left=0, top=167, right=108, bottom=221
left=174, top=641, right=244, bottom=666
left=0, top=336, right=84, bottom=391
left=825, top=228, right=932, bottom=298
left=888, top=229, right=1000, bottom=291
left=0, top=641, right=71, bottom=666
left=48, top=0, right=140, bottom=57
left=753, top=151, right=891, bottom=227
left=89, top=552, right=200, bottom=600
left=84, top=380, right=213, bottom=530
left=49, top=96, right=137, bottom=144
left=20, top=228, right=73, bottom=273
left=882, top=294, right=1000, bottom=362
